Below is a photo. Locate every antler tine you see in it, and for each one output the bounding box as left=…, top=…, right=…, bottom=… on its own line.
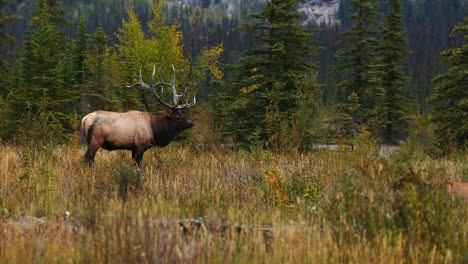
left=180, top=86, right=187, bottom=97
left=158, top=68, right=163, bottom=82
left=150, top=64, right=156, bottom=86
left=127, top=67, right=174, bottom=109
left=168, top=65, right=190, bottom=107
left=177, top=96, right=196, bottom=110
left=129, top=64, right=196, bottom=110
left=170, top=64, right=179, bottom=106
left=171, top=64, right=176, bottom=86
left=157, top=68, right=178, bottom=106
left=126, top=69, right=150, bottom=89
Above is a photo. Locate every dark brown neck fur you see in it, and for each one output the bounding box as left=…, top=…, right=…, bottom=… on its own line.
left=149, top=114, right=180, bottom=147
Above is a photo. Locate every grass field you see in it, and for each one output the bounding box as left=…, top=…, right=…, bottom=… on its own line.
left=0, top=137, right=466, bottom=263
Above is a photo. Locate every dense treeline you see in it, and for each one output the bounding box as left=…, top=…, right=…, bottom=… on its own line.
left=2, top=0, right=466, bottom=105
left=0, top=0, right=467, bottom=152
left=0, top=0, right=222, bottom=143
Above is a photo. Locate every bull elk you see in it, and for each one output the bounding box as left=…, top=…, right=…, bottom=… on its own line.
left=81, top=64, right=196, bottom=167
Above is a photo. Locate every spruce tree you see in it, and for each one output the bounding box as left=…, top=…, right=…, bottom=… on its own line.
left=0, top=0, right=20, bottom=96
left=44, top=0, right=70, bottom=26
left=74, top=18, right=90, bottom=86
left=212, top=0, right=319, bottom=149
left=378, top=0, right=411, bottom=144
left=333, top=0, right=383, bottom=140
left=74, top=17, right=90, bottom=114
left=86, top=24, right=118, bottom=112
left=429, top=18, right=468, bottom=152
left=115, top=5, right=147, bottom=111
left=3, top=0, right=78, bottom=141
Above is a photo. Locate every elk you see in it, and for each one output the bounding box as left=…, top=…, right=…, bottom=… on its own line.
left=81, top=64, right=196, bottom=167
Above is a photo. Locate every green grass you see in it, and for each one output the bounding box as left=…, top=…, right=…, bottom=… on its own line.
left=0, top=139, right=466, bottom=263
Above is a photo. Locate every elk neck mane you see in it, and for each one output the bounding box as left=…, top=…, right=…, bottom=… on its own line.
left=149, top=113, right=180, bottom=147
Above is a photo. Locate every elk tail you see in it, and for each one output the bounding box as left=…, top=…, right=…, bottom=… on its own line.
left=80, top=113, right=95, bottom=145
left=86, top=125, right=95, bottom=145
left=79, top=126, right=87, bottom=145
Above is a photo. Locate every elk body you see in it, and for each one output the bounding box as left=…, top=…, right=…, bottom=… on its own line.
left=82, top=65, right=195, bottom=167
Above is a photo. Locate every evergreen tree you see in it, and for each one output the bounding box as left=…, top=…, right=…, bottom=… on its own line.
left=115, top=5, right=147, bottom=111
left=378, top=0, right=411, bottom=144
left=45, top=0, right=70, bottom=26
left=0, top=0, right=20, bottom=96
left=333, top=0, right=383, bottom=140
left=74, top=18, right=90, bottom=85
left=212, top=0, right=319, bottom=149
left=85, top=24, right=118, bottom=112
left=428, top=18, right=468, bottom=152
left=2, top=0, right=78, bottom=141
left=74, top=17, right=90, bottom=114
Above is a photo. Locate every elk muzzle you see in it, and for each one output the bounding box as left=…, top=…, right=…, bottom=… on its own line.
left=186, top=119, right=194, bottom=129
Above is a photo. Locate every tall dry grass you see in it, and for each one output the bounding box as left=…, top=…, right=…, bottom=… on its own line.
left=0, top=138, right=466, bottom=263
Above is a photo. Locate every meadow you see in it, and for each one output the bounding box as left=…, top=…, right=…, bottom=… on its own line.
left=0, top=134, right=466, bottom=263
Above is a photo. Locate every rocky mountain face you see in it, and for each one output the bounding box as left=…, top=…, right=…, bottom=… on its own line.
left=168, top=0, right=468, bottom=25
left=167, top=0, right=341, bottom=24
left=298, top=0, right=340, bottom=25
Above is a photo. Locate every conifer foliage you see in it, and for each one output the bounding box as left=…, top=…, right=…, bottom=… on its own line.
left=378, top=0, right=411, bottom=144
left=0, top=0, right=222, bottom=142
left=429, top=18, right=468, bottom=152
left=212, top=0, right=319, bottom=149
left=74, top=18, right=90, bottom=114
left=2, top=0, right=78, bottom=141
left=0, top=0, right=20, bottom=96
left=84, top=24, right=118, bottom=112
left=333, top=0, right=383, bottom=141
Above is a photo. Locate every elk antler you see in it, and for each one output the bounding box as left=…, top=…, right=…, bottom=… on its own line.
left=127, top=64, right=196, bottom=110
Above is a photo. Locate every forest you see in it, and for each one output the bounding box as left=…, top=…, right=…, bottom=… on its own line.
left=0, top=0, right=467, bottom=150
left=0, top=0, right=467, bottom=262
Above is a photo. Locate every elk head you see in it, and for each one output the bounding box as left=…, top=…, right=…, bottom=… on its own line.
left=126, top=64, right=196, bottom=146
left=166, top=109, right=194, bottom=131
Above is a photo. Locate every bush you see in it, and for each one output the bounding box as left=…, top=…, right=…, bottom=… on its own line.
left=323, top=134, right=467, bottom=257
left=391, top=169, right=465, bottom=250
left=112, top=164, right=143, bottom=201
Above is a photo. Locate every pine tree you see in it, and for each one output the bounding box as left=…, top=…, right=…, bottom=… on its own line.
left=333, top=0, right=383, bottom=140
left=212, top=0, right=319, bottom=149
left=2, top=0, right=78, bottom=141
left=378, top=0, right=411, bottom=144
left=428, top=18, right=468, bottom=152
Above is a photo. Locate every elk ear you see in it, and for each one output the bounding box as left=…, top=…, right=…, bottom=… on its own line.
left=166, top=109, right=173, bottom=118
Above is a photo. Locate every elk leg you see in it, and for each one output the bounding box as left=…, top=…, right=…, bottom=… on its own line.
left=84, top=148, right=93, bottom=163
left=132, top=148, right=145, bottom=167
left=84, top=139, right=102, bottom=164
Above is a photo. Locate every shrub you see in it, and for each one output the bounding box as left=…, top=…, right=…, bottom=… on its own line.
left=112, top=164, right=143, bottom=201
left=323, top=134, right=467, bottom=258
